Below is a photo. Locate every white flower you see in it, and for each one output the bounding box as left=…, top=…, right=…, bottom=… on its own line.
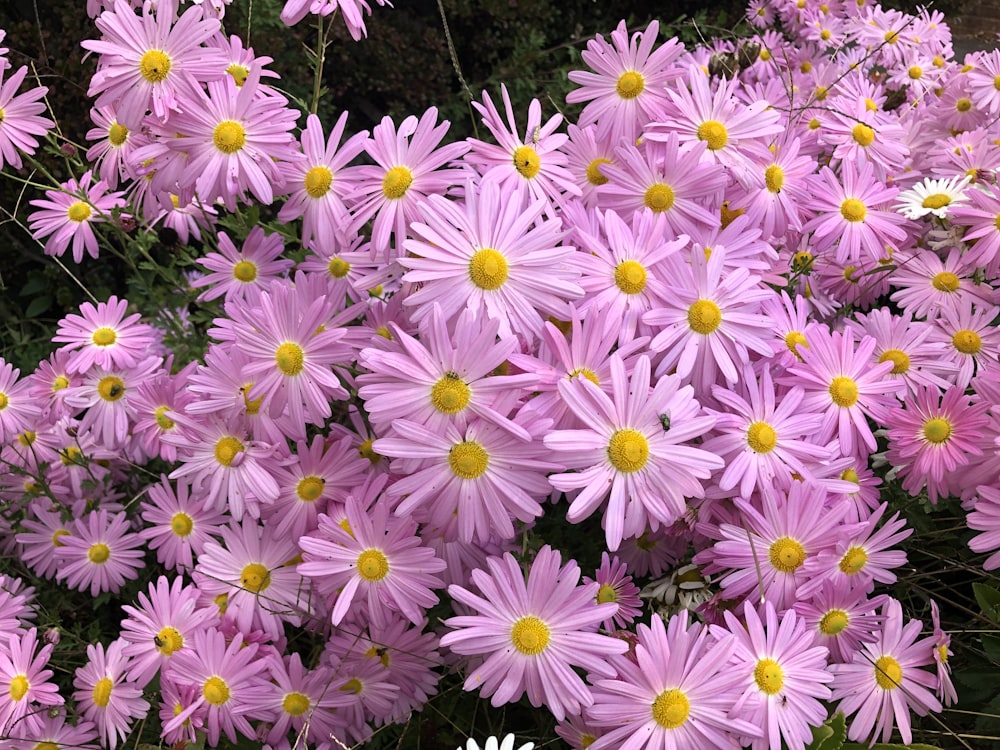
left=460, top=734, right=535, bottom=750
left=894, top=175, right=971, bottom=220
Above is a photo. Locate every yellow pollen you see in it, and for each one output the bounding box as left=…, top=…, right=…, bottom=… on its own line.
left=840, top=198, right=867, bottom=222
left=431, top=373, right=472, bottom=414
left=800, top=61, right=813, bottom=73
left=275, top=341, right=305, bottom=376
left=92, top=677, right=113, bottom=708
left=366, top=645, right=391, bottom=668
left=108, top=123, right=129, bottom=146
left=381, top=165, right=414, bottom=199
left=841, top=467, right=859, bottom=484
left=357, top=549, right=390, bottom=581
left=878, top=349, right=910, bottom=374
left=697, top=120, right=729, bottom=151
left=765, top=164, right=785, bottom=193
left=768, top=536, right=806, bottom=573
left=203, top=676, right=230, bottom=705
left=469, top=247, right=509, bottom=290
left=97, top=375, right=126, bottom=402
left=746, top=421, right=778, bottom=453
left=60, top=446, right=82, bottom=466
left=52, top=375, right=70, bottom=391
left=754, top=658, right=785, bottom=694
left=852, top=124, right=875, bottom=147
left=865, top=97, right=878, bottom=112
left=596, top=583, right=618, bottom=604
left=819, top=609, right=849, bottom=635
left=154, top=405, right=175, bottom=430
left=815, top=85, right=829, bottom=100
left=651, top=689, right=690, bottom=729
left=785, top=330, right=809, bottom=357
left=838, top=546, right=868, bottom=574
left=231, top=260, right=258, bottom=283
left=720, top=202, right=745, bottom=228
left=821, top=29, right=832, bottom=41
left=614, top=260, right=647, bottom=295
left=923, top=417, right=952, bottom=444
left=569, top=367, right=600, bottom=385
left=359, top=438, right=380, bottom=464
left=760, top=49, right=772, bottom=62
left=91, top=326, right=117, bottom=347
left=808, top=117, right=821, bottom=130
left=923, top=194, right=952, bottom=210
left=376, top=325, right=392, bottom=340
left=586, top=157, right=612, bottom=185
left=512, top=145, right=541, bottom=178
left=511, top=615, right=550, bottom=655
left=9, top=675, right=29, bottom=701
left=139, top=49, right=172, bottom=83
left=88, top=542, right=111, bottom=564
left=607, top=428, right=649, bottom=473
left=282, top=692, right=311, bottom=716
left=644, top=182, right=675, bottom=212
left=17, top=430, right=35, bottom=446
left=687, top=299, right=722, bottom=335
left=908, top=66, right=923, bottom=79
left=885, top=30, right=900, bottom=44
left=156, top=626, right=184, bottom=656
left=874, top=655, right=903, bottom=689
left=828, top=376, right=859, bottom=407
left=328, top=257, right=351, bottom=278
left=214, top=435, right=244, bottom=467
left=304, top=165, right=333, bottom=198
left=296, top=475, right=325, bottom=502
left=212, top=120, right=246, bottom=154
left=241, top=562, right=271, bottom=593
left=843, top=265, right=859, bottom=283
left=340, top=678, right=363, bottom=695
left=952, top=329, right=982, bottom=354
left=616, top=70, right=646, bottom=99
left=67, top=202, right=91, bottom=223
left=214, top=594, right=228, bottom=615
left=52, top=529, right=70, bottom=547
left=937, top=644, right=949, bottom=663
left=449, top=440, right=489, bottom=479
left=995, top=75, right=1000, bottom=91
left=931, top=271, right=960, bottom=291
left=226, top=63, right=250, bottom=87
left=242, top=385, right=264, bottom=415
left=170, top=512, right=194, bottom=537
left=956, top=98, right=973, bottom=112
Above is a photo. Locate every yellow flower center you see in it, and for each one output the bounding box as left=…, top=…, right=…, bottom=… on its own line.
left=52, top=375, right=70, bottom=391
left=304, top=165, right=333, bottom=198
left=340, top=678, right=363, bottom=695
left=449, top=440, right=489, bottom=479
left=956, top=97, right=973, bottom=112
left=431, top=372, right=472, bottom=414
left=139, top=49, right=172, bottom=83
left=616, top=70, right=645, bottom=99
left=357, top=549, right=390, bottom=581
left=282, top=692, right=311, bottom=716
left=67, top=202, right=91, bottom=223
left=697, top=120, right=729, bottom=151
left=644, top=182, right=675, bottom=212
left=885, top=30, right=900, bottom=44
left=203, top=676, right=231, bottom=705
left=296, top=475, right=325, bottom=502
left=170, top=512, right=194, bottom=537
left=922, top=193, right=952, bottom=210
left=324, top=258, right=350, bottom=280
left=746, top=421, right=778, bottom=453
left=92, top=677, right=113, bottom=708
left=908, top=65, right=923, bottom=79
left=878, top=349, right=910, bottom=374
left=241, top=562, right=271, bottom=593
left=614, top=260, right=647, bottom=295
left=768, top=536, right=806, bottom=573
left=874, top=655, right=903, bottom=689
left=512, top=145, right=541, bottom=179
left=226, top=63, right=250, bottom=87
left=838, top=545, right=868, bottom=574
left=596, top=583, right=618, bottom=604
left=994, top=74, right=1000, bottom=91
left=828, top=376, right=859, bottom=407
left=586, top=157, right=611, bottom=185
left=105, top=123, right=130, bottom=149
left=214, top=436, right=244, bottom=467
left=952, top=329, right=982, bottom=354
left=232, top=260, right=257, bottom=283
left=366, top=645, right=391, bottom=667
left=785, top=331, right=808, bottom=357
left=510, top=615, right=550, bottom=655
left=792, top=250, right=814, bottom=272
left=765, top=164, right=785, bottom=193
left=841, top=467, right=859, bottom=484
left=382, top=165, right=414, bottom=199
left=88, top=542, right=110, bottom=564
left=359, top=438, right=380, bottom=464
left=212, top=120, right=246, bottom=154
left=931, top=271, right=960, bottom=292
left=156, top=626, right=184, bottom=656
left=9, top=675, right=29, bottom=701
left=607, top=428, right=649, bottom=473
left=840, top=198, right=867, bottom=222
left=17, top=430, right=35, bottom=446
left=651, top=689, right=690, bottom=729
left=469, top=247, right=509, bottom=290
left=687, top=299, right=722, bottom=334
left=91, top=327, right=120, bottom=349
left=275, top=341, right=305, bottom=376
left=52, top=529, right=70, bottom=547
left=852, top=124, right=875, bottom=147
left=569, top=367, right=600, bottom=385
left=819, top=609, right=849, bottom=635
left=754, top=658, right=785, bottom=694
left=97, top=375, right=126, bottom=402
left=923, top=417, right=952, bottom=444
left=153, top=405, right=175, bottom=430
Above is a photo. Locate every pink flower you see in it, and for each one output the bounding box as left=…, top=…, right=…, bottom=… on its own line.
left=586, top=552, right=643, bottom=632
left=441, top=546, right=628, bottom=721
left=968, top=484, right=1000, bottom=570
left=191, top=227, right=293, bottom=302
left=0, top=628, right=63, bottom=737
left=139, top=475, right=226, bottom=572
left=0, top=64, right=54, bottom=169
left=0, top=361, right=39, bottom=445
left=54, top=510, right=145, bottom=596
left=73, top=639, right=150, bottom=750
left=53, top=296, right=158, bottom=375
left=28, top=171, right=127, bottom=263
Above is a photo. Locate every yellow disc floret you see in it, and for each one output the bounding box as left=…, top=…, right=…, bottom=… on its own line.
left=212, top=120, right=247, bottom=154
left=952, top=329, right=982, bottom=354
left=819, top=609, right=849, bottom=635
left=92, top=326, right=117, bottom=346
left=170, top=512, right=194, bottom=537
left=431, top=372, right=472, bottom=414
left=931, top=271, right=960, bottom=292
left=697, top=120, right=729, bottom=151
left=241, top=562, right=271, bottom=593
left=687, top=299, right=722, bottom=334
left=616, top=71, right=645, bottom=99
left=92, top=677, right=113, bottom=708
left=510, top=615, right=550, bottom=655
left=769, top=536, right=806, bottom=573
left=754, top=658, right=785, bottom=694
left=852, top=123, right=875, bottom=147
left=282, top=692, right=311, bottom=716
left=651, top=689, right=690, bottom=729
left=512, top=145, right=541, bottom=178
left=232, top=260, right=258, bottom=283
left=874, top=655, right=903, bottom=689
left=586, top=157, right=611, bottom=185
left=840, top=198, right=867, bottom=222
left=607, top=428, right=649, bottom=473
left=923, top=417, right=952, bottom=444
left=448, top=441, right=489, bottom=479
left=67, top=202, right=92, bottom=223
left=922, top=193, right=952, bottom=210
left=765, top=164, right=785, bottom=193
left=381, top=165, right=413, bottom=199
left=156, top=626, right=184, bottom=656
left=304, top=165, right=333, bottom=198
left=829, top=376, right=859, bottom=407
left=275, top=342, right=305, bottom=376
left=203, top=676, right=231, bottom=705
left=878, top=349, right=910, bottom=374
left=838, top=545, right=868, bottom=575
left=469, top=248, right=509, bottom=290
left=214, top=435, right=244, bottom=467
left=357, top=549, right=390, bottom=581
left=614, top=260, right=647, bottom=295
left=139, top=49, right=172, bottom=83
left=644, top=183, right=675, bottom=213
left=296, top=475, right=325, bottom=502
left=746, top=421, right=778, bottom=453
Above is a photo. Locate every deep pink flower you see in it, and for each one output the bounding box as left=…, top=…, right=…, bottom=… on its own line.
left=0, top=64, right=54, bottom=169
left=28, top=171, right=127, bottom=263
left=73, top=639, right=150, bottom=750
left=0, top=628, right=64, bottom=737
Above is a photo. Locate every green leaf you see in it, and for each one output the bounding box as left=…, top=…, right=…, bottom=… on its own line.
left=982, top=633, right=1000, bottom=664
left=973, top=582, right=1000, bottom=621
left=873, top=745, right=943, bottom=750
left=24, top=295, right=51, bottom=318
left=807, top=711, right=846, bottom=750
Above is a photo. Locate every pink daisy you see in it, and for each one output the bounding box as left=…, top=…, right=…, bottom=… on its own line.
left=441, top=546, right=628, bottom=721
left=929, top=600, right=958, bottom=707
left=190, top=227, right=293, bottom=302
left=5, top=711, right=99, bottom=750
left=793, top=584, right=889, bottom=665
left=400, top=178, right=583, bottom=343
left=0, top=362, right=39, bottom=446
left=85, top=105, right=145, bottom=189
left=28, top=171, right=128, bottom=264
left=73, top=639, right=150, bottom=750
left=968, top=484, right=1000, bottom=570
left=950, top=180, right=1000, bottom=274
left=14, top=503, right=73, bottom=580
left=139, top=475, right=226, bottom=572
left=54, top=510, right=145, bottom=596
left=889, top=248, right=993, bottom=322
left=929, top=301, right=1000, bottom=389
left=831, top=597, right=942, bottom=745
left=63, top=356, right=162, bottom=449
left=0, top=628, right=63, bottom=737
left=0, top=64, right=54, bottom=170
left=585, top=552, right=643, bottom=632
left=544, top=354, right=722, bottom=551
left=586, top=611, right=759, bottom=749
